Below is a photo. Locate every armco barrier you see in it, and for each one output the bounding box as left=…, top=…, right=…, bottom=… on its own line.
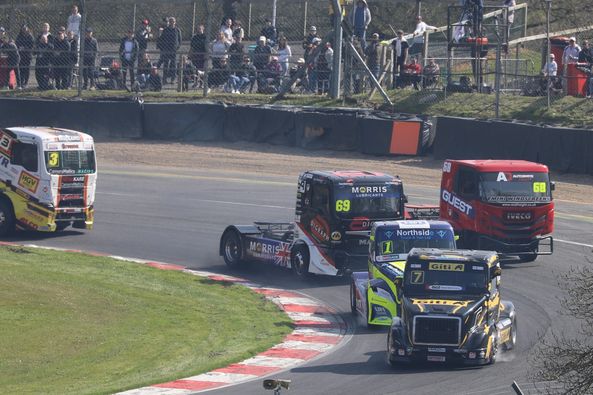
left=434, top=117, right=593, bottom=175
left=0, top=98, right=142, bottom=139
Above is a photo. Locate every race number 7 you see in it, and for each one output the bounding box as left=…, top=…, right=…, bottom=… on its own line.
left=335, top=199, right=351, bottom=212
left=533, top=182, right=546, bottom=193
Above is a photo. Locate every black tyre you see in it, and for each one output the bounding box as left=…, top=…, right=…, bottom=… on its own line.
left=0, top=199, right=15, bottom=237
left=518, top=253, right=538, bottom=263
left=350, top=281, right=357, bottom=315
left=291, top=245, right=310, bottom=278
left=488, top=334, right=499, bottom=365
left=221, top=231, right=244, bottom=268
left=503, top=317, right=517, bottom=351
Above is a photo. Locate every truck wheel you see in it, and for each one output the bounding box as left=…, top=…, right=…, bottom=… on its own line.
left=518, top=253, right=537, bottom=263
left=0, top=199, right=15, bottom=237
left=222, top=231, right=244, bottom=268
left=350, top=281, right=357, bottom=315
left=488, top=334, right=499, bottom=365
left=291, top=245, right=310, bottom=278
left=503, top=317, right=517, bottom=351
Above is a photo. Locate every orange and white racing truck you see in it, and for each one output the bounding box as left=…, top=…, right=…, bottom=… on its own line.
left=0, top=127, right=97, bottom=236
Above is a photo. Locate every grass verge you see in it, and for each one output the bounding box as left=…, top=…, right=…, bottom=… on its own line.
left=0, top=245, right=292, bottom=395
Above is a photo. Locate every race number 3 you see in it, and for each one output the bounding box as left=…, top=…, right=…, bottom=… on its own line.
left=335, top=199, right=351, bottom=212
left=533, top=182, right=546, bottom=193
left=48, top=152, right=60, bottom=167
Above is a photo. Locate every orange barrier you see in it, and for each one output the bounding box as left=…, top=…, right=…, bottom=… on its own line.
left=390, top=121, right=421, bottom=155
left=0, top=57, right=17, bottom=89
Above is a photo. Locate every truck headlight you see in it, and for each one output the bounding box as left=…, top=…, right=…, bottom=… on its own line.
left=468, top=352, right=476, bottom=359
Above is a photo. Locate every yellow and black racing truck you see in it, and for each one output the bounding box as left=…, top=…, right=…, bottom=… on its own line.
left=387, top=249, right=516, bottom=366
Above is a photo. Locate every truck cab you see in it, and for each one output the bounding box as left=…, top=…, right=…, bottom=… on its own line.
left=439, top=160, right=554, bottom=261
left=0, top=127, right=96, bottom=235
left=350, top=220, right=456, bottom=327
left=387, top=248, right=517, bottom=366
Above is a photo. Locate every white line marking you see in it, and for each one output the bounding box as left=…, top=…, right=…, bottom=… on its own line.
left=555, top=239, right=593, bottom=248
left=275, top=340, right=335, bottom=351
left=118, top=387, right=192, bottom=395
left=184, top=372, right=257, bottom=383
left=197, top=199, right=292, bottom=210
left=239, top=355, right=305, bottom=367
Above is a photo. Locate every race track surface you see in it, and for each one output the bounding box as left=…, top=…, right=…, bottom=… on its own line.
left=12, top=164, right=593, bottom=395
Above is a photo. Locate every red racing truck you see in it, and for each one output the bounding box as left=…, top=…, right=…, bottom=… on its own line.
left=439, top=160, right=554, bottom=261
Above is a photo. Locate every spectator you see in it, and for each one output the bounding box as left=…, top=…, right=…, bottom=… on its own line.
left=35, top=34, right=53, bottom=90
left=147, top=66, right=162, bottom=91
left=400, top=57, right=422, bottom=90
left=351, top=0, right=371, bottom=50
left=503, top=0, right=516, bottom=27
left=0, top=35, right=20, bottom=89
left=52, top=28, right=71, bottom=90
left=422, top=58, right=440, bottom=88
left=220, top=18, right=234, bottom=43
left=66, top=30, right=77, bottom=87
left=541, top=53, right=559, bottom=93
left=16, top=25, right=34, bottom=88
left=98, top=59, right=124, bottom=90
left=211, top=31, right=231, bottom=71
left=0, top=26, right=5, bottom=41
left=258, top=55, right=282, bottom=93
left=411, top=15, right=436, bottom=54
left=135, top=19, right=152, bottom=55
left=210, top=57, right=230, bottom=88
left=328, top=0, right=348, bottom=27
left=158, top=17, right=182, bottom=84
left=228, top=33, right=244, bottom=74
left=82, top=27, right=98, bottom=90
left=136, top=52, right=152, bottom=87
left=37, top=22, right=54, bottom=46
left=182, top=57, right=199, bottom=91
left=67, top=5, right=82, bottom=39
left=562, top=37, right=581, bottom=67
left=578, top=40, right=593, bottom=64
left=261, top=19, right=278, bottom=48
left=232, top=20, right=245, bottom=41
left=277, top=36, right=292, bottom=77
left=223, top=0, right=241, bottom=23
left=303, top=26, right=319, bottom=59
left=189, top=24, right=206, bottom=70
left=119, top=29, right=139, bottom=88
left=307, top=37, right=323, bottom=92
left=365, top=32, right=380, bottom=79
left=351, top=37, right=365, bottom=94
left=253, top=36, right=272, bottom=71
left=316, top=42, right=333, bottom=93
left=237, top=55, right=256, bottom=93
left=391, top=29, right=409, bottom=88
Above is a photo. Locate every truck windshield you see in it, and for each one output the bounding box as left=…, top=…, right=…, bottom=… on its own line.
left=479, top=172, right=551, bottom=204
left=333, top=183, right=402, bottom=219
left=404, top=263, right=488, bottom=296
left=374, top=226, right=455, bottom=262
left=45, top=150, right=96, bottom=175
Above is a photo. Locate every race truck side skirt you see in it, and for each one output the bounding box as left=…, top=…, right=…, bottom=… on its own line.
left=219, top=225, right=261, bottom=257
left=295, top=222, right=338, bottom=276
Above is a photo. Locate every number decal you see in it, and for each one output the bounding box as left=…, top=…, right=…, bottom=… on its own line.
left=335, top=199, right=351, bottom=212
left=382, top=240, right=393, bottom=254
left=443, top=161, right=452, bottom=173
left=48, top=152, right=60, bottom=167
left=533, top=182, right=546, bottom=193
left=411, top=270, right=425, bottom=284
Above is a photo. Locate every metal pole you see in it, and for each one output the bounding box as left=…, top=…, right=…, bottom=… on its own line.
left=203, top=0, right=212, bottom=97
left=192, top=2, right=197, bottom=35
left=546, top=0, right=551, bottom=110
left=272, top=0, right=277, bottom=27
left=133, top=3, right=137, bottom=31
left=77, top=0, right=87, bottom=97
left=494, top=11, right=503, bottom=118
left=330, top=0, right=343, bottom=99
left=416, top=0, right=421, bottom=18
left=247, top=2, right=252, bottom=38
left=303, top=1, right=308, bottom=38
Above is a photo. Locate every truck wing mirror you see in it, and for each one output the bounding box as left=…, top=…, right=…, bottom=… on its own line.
left=550, top=181, right=556, bottom=191
left=403, top=195, right=408, bottom=204
left=394, top=277, right=403, bottom=289
left=491, top=267, right=501, bottom=278
left=454, top=235, right=460, bottom=241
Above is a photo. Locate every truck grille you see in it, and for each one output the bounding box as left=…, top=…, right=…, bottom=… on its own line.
left=413, top=316, right=461, bottom=346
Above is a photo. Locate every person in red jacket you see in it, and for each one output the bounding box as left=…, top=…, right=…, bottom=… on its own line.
left=398, top=57, right=422, bottom=90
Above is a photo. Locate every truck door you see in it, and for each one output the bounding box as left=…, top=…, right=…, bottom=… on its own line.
left=301, top=180, right=332, bottom=247
left=451, top=165, right=478, bottom=226
left=11, top=141, right=41, bottom=195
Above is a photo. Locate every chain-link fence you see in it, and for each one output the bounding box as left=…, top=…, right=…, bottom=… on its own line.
left=0, top=0, right=591, bottom=117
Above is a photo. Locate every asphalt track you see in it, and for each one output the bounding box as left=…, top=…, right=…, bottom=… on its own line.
left=12, top=164, right=593, bottom=395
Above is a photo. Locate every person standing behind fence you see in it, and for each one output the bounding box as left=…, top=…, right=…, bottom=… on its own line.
left=233, top=20, right=245, bottom=41
left=411, top=16, right=436, bottom=55
left=135, top=19, right=152, bottom=56
left=0, top=35, right=20, bottom=89
left=52, top=28, right=71, bottom=89
left=82, top=27, right=98, bottom=90
left=303, top=26, right=319, bottom=60
left=277, top=37, right=292, bottom=77
left=229, top=32, right=244, bottom=74
left=159, top=17, right=182, bottom=84
left=254, top=36, right=272, bottom=71
left=365, top=32, right=380, bottom=79
left=261, top=19, right=278, bottom=48
left=579, top=41, right=593, bottom=98
left=35, top=34, right=53, bottom=90
left=190, top=25, right=206, bottom=70
left=351, top=0, right=371, bottom=50
left=220, top=18, right=234, bottom=43
left=67, top=5, right=81, bottom=40
left=16, top=25, right=34, bottom=89
left=120, top=29, right=139, bottom=89
left=391, top=29, right=408, bottom=89
left=562, top=37, right=581, bottom=68
left=66, top=30, right=78, bottom=88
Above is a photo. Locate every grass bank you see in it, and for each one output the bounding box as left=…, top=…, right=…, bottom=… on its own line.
left=0, top=245, right=292, bottom=394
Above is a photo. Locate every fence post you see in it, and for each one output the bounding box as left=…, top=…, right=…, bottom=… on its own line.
left=177, top=53, right=183, bottom=92
left=192, top=2, right=197, bottom=36
left=247, top=2, right=252, bottom=39
left=330, top=0, right=343, bottom=99
left=203, top=0, right=212, bottom=97
left=133, top=3, right=137, bottom=31
left=77, top=0, right=87, bottom=97
left=303, top=1, right=308, bottom=38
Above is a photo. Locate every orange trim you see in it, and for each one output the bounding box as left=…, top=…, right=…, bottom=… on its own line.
left=389, top=121, right=421, bottom=155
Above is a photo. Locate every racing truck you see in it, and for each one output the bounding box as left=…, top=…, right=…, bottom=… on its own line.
left=350, top=220, right=456, bottom=327
left=0, top=127, right=97, bottom=236
left=220, top=170, right=413, bottom=277
left=440, top=160, right=555, bottom=261
left=387, top=248, right=517, bottom=366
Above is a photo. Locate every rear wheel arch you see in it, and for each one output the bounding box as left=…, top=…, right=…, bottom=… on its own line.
left=0, top=193, right=16, bottom=236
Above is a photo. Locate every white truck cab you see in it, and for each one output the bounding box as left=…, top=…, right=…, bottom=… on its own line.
left=0, top=127, right=97, bottom=235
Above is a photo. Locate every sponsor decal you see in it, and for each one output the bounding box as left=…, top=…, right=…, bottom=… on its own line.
left=427, top=355, right=446, bottom=362
left=442, top=190, right=474, bottom=217
left=472, top=265, right=485, bottom=271
left=428, top=347, right=446, bottom=353
left=397, top=220, right=431, bottom=229
left=496, top=172, right=510, bottom=182
left=428, top=285, right=463, bottom=291
left=435, top=230, right=448, bottom=238
left=352, top=185, right=388, bottom=194
left=505, top=212, right=532, bottom=221
left=18, top=171, right=40, bottom=193
left=358, top=238, right=369, bottom=246
left=349, top=216, right=371, bottom=231
left=375, top=254, right=402, bottom=262
left=61, top=144, right=80, bottom=149
left=0, top=156, right=9, bottom=168
left=513, top=173, right=534, bottom=180
left=19, top=218, right=39, bottom=230
left=429, top=262, right=465, bottom=272
left=248, top=240, right=291, bottom=267
left=310, top=216, right=330, bottom=243
left=486, top=195, right=550, bottom=203
left=60, top=194, right=83, bottom=201
left=330, top=231, right=342, bottom=241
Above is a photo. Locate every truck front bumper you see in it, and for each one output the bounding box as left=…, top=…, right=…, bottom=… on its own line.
left=388, top=346, right=491, bottom=366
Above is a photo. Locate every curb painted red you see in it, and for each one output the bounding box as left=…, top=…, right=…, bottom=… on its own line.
left=0, top=242, right=347, bottom=394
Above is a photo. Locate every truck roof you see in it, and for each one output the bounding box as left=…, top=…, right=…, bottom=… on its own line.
left=5, top=127, right=94, bottom=144
left=373, top=220, right=453, bottom=231
left=449, top=160, right=549, bottom=173
left=306, top=170, right=400, bottom=184
left=407, top=248, right=498, bottom=267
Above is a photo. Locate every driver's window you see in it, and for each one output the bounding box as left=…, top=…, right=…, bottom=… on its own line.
left=311, top=184, right=329, bottom=214
left=11, top=142, right=38, bottom=173
left=454, top=167, right=477, bottom=199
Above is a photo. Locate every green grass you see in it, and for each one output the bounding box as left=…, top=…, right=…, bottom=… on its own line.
left=0, top=246, right=292, bottom=395
left=3, top=86, right=593, bottom=128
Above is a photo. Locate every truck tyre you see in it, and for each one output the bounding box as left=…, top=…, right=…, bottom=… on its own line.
left=518, top=253, right=537, bottom=263
left=350, top=280, right=357, bottom=315
left=488, top=333, right=499, bottom=365
left=0, top=199, right=15, bottom=237
left=291, top=245, right=310, bottom=278
left=503, top=317, right=517, bottom=351
left=222, top=231, right=244, bottom=268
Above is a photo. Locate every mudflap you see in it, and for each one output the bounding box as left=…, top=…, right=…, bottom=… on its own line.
left=351, top=271, right=369, bottom=319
